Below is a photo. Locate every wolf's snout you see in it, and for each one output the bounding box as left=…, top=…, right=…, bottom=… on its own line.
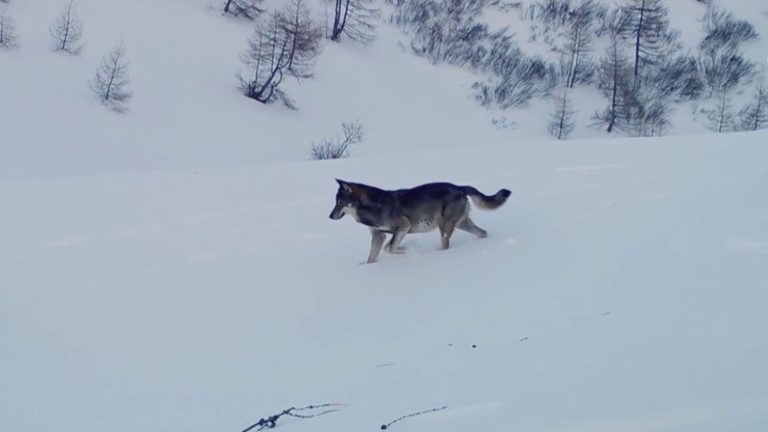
left=329, top=208, right=343, bottom=220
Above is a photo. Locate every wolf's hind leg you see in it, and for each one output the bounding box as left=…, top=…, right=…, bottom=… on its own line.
left=458, top=217, right=488, bottom=238
left=439, top=221, right=457, bottom=249
left=367, top=229, right=387, bottom=263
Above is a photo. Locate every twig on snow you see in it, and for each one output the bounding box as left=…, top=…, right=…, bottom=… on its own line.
left=380, top=405, right=448, bottom=430
left=241, top=403, right=346, bottom=432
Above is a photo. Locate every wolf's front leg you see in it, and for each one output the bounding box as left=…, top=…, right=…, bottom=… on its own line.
left=366, top=229, right=387, bottom=263
left=385, top=217, right=411, bottom=254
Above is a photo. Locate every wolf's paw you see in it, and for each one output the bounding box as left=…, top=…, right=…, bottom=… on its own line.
left=386, top=246, right=406, bottom=254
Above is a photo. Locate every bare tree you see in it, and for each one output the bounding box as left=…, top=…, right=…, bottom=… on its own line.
left=223, top=0, right=264, bottom=20
left=238, top=0, right=322, bottom=105
left=702, top=2, right=757, bottom=44
left=328, top=0, right=380, bottom=43
left=50, top=0, right=84, bottom=54
left=619, top=0, right=680, bottom=81
left=698, top=6, right=757, bottom=98
left=280, top=0, right=323, bottom=78
left=560, top=0, right=599, bottom=88
left=739, top=72, right=768, bottom=131
left=548, top=86, right=576, bottom=139
left=593, top=11, right=632, bottom=133
left=90, top=43, right=132, bottom=112
left=705, top=87, right=735, bottom=133
left=311, top=120, right=365, bottom=160
left=699, top=41, right=754, bottom=97
left=0, top=13, right=19, bottom=50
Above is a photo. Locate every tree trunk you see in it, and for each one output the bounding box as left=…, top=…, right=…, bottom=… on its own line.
left=633, top=0, right=645, bottom=80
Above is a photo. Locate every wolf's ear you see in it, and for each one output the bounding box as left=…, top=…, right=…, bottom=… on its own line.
left=336, top=178, right=352, bottom=193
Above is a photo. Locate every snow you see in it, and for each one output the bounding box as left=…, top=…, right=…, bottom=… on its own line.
left=2, top=0, right=768, bottom=430
left=3, top=130, right=768, bottom=431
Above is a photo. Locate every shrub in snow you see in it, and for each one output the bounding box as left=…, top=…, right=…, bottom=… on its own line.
left=738, top=73, right=768, bottom=131
left=50, top=0, right=84, bottom=55
left=0, top=13, right=19, bottom=50
left=548, top=86, right=576, bottom=139
left=238, top=0, right=321, bottom=106
left=90, top=43, right=132, bottom=112
left=473, top=47, right=557, bottom=108
left=702, top=19, right=758, bottom=48
left=222, top=0, right=264, bottom=20
left=391, top=0, right=491, bottom=68
left=392, top=0, right=557, bottom=108
left=529, top=0, right=607, bottom=32
left=659, top=55, right=704, bottom=101
left=702, top=3, right=758, bottom=46
left=697, top=3, right=758, bottom=97
left=311, top=121, right=364, bottom=160
left=704, top=88, right=736, bottom=133
left=699, top=41, right=755, bottom=97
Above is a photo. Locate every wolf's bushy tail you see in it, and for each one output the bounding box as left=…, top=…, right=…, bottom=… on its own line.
left=462, top=186, right=512, bottom=210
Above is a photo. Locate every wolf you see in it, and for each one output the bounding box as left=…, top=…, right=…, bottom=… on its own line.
left=329, top=179, right=511, bottom=263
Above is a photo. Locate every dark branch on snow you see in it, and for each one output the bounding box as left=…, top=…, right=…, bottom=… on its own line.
left=380, top=405, right=448, bottom=430
left=240, top=403, right=347, bottom=432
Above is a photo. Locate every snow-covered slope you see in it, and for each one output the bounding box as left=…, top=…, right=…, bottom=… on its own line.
left=3, top=0, right=766, bottom=179
left=0, top=0, right=513, bottom=179
left=3, top=131, right=767, bottom=432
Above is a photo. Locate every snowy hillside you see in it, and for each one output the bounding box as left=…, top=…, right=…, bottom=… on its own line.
left=3, top=131, right=768, bottom=431
left=2, top=0, right=767, bottom=178
left=0, top=0, right=513, bottom=178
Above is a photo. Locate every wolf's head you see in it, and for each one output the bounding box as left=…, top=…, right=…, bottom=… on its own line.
left=329, top=179, right=359, bottom=220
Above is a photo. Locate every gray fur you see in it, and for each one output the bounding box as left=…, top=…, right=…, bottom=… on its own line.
left=329, top=179, right=512, bottom=263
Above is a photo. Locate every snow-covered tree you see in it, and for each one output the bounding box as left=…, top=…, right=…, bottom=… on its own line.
left=705, top=88, right=735, bottom=133
left=548, top=86, right=576, bottom=139
left=239, top=0, right=322, bottom=105
left=699, top=41, right=754, bottom=97
left=90, top=43, right=132, bottom=112
left=50, top=0, right=84, bottom=55
left=223, top=0, right=264, bottom=20
left=619, top=0, right=680, bottom=81
left=593, top=12, right=633, bottom=133
left=0, top=13, right=19, bottom=50
left=739, top=73, right=768, bottom=131
left=560, top=0, right=600, bottom=88
left=327, top=0, right=380, bottom=43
